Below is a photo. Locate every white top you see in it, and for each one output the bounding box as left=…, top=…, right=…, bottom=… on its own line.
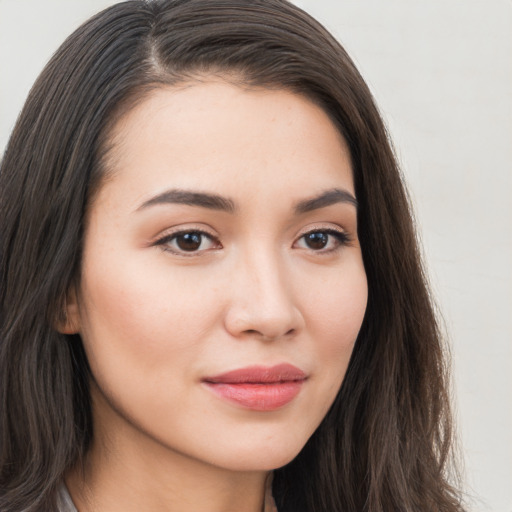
left=56, top=485, right=78, bottom=512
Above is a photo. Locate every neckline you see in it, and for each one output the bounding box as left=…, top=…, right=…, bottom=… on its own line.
left=58, top=476, right=277, bottom=512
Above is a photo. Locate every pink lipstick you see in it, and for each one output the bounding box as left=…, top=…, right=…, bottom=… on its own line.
left=203, top=363, right=306, bottom=411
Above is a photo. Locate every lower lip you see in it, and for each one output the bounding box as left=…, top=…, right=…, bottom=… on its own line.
left=204, top=381, right=304, bottom=411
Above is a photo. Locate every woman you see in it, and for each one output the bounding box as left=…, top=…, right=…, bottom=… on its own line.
left=0, top=1, right=464, bottom=511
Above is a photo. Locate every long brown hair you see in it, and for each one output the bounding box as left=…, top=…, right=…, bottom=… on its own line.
left=0, top=1, right=463, bottom=510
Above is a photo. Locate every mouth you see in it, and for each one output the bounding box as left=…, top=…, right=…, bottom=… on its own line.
left=202, top=363, right=307, bottom=411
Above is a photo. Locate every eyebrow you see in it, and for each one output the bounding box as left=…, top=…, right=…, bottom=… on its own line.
left=294, top=188, right=358, bottom=214
left=137, top=189, right=236, bottom=213
left=136, top=187, right=357, bottom=214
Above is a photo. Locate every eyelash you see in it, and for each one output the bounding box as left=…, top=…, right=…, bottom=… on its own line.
left=153, top=227, right=351, bottom=257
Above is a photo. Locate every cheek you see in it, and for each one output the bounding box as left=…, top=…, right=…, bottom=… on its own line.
left=77, top=251, right=223, bottom=377
left=299, top=261, right=367, bottom=396
left=303, top=264, right=368, bottom=352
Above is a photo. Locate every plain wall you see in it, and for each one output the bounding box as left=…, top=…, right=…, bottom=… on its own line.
left=1, top=1, right=511, bottom=510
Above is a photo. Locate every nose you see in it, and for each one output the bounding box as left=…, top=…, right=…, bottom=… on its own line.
left=223, top=248, right=304, bottom=341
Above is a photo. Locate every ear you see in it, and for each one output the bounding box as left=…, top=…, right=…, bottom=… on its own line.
left=55, top=286, right=81, bottom=334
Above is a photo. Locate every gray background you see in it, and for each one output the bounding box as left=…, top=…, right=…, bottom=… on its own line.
left=1, top=1, right=510, bottom=510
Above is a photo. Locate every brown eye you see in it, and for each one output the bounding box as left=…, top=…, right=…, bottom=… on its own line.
left=156, top=230, right=220, bottom=255
left=304, top=232, right=329, bottom=250
left=296, top=229, right=350, bottom=253
left=175, top=232, right=203, bottom=251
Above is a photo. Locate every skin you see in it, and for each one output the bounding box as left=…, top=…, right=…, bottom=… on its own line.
left=63, top=80, right=368, bottom=512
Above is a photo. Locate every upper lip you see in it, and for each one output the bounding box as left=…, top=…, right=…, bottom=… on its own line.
left=203, top=363, right=307, bottom=384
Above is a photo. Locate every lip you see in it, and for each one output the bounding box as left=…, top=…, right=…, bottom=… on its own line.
left=202, top=363, right=307, bottom=411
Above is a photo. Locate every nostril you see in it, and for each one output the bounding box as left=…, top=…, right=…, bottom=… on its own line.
left=242, top=328, right=296, bottom=341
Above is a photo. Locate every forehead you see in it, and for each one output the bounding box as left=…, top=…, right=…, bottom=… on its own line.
left=97, top=81, right=354, bottom=211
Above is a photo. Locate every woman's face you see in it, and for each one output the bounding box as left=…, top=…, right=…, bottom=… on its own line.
left=70, top=81, right=367, bottom=472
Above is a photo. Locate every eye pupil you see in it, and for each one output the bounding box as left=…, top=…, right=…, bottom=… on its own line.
left=176, top=232, right=202, bottom=251
left=305, top=232, right=328, bottom=249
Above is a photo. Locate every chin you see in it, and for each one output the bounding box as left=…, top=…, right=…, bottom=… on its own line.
left=206, top=435, right=309, bottom=472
